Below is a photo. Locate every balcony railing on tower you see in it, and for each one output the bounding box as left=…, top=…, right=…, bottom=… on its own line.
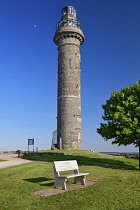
left=56, top=19, right=82, bottom=30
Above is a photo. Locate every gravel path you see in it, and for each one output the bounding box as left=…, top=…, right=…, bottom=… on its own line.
left=0, top=153, right=32, bottom=169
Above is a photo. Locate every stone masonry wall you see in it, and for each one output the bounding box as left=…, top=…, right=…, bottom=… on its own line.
left=54, top=26, right=84, bottom=150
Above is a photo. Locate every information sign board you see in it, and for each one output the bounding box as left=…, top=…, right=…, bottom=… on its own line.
left=28, top=139, right=34, bottom=145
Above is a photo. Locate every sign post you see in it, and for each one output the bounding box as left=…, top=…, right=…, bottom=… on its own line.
left=28, top=138, right=34, bottom=153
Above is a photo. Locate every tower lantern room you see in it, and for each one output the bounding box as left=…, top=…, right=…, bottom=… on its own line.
left=61, top=6, right=76, bottom=18
left=56, top=6, right=82, bottom=30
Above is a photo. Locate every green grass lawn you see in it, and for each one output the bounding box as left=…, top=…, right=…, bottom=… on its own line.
left=0, top=155, right=140, bottom=210
left=38, top=149, right=100, bottom=154
left=23, top=154, right=138, bottom=170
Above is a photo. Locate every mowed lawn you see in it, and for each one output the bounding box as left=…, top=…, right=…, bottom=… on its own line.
left=0, top=155, right=140, bottom=210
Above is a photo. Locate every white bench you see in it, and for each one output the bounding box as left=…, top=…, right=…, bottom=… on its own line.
left=53, top=160, right=89, bottom=190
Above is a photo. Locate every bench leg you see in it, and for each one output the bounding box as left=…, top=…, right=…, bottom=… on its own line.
left=54, top=178, right=67, bottom=190
left=62, top=180, right=67, bottom=190
left=54, top=177, right=59, bottom=188
left=54, top=182, right=57, bottom=188
left=74, top=176, right=86, bottom=185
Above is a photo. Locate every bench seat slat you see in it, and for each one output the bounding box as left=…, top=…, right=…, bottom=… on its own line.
left=59, top=173, right=89, bottom=178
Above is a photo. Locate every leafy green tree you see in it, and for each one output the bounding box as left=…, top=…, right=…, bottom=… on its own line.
left=97, top=81, right=140, bottom=170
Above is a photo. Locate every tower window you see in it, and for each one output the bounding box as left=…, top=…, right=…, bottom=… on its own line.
left=69, top=58, right=72, bottom=68
left=68, top=7, right=72, bottom=14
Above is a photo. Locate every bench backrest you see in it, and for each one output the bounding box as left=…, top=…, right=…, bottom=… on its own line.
left=54, top=160, right=78, bottom=172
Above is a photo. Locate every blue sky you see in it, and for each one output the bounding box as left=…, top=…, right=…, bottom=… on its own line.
left=0, top=0, right=140, bottom=152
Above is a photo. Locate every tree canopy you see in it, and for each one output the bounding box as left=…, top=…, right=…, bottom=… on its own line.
left=97, top=81, right=140, bottom=170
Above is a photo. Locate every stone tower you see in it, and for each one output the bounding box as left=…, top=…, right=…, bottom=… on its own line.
left=54, top=6, right=84, bottom=149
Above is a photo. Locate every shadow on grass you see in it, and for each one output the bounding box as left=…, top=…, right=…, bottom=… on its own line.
left=23, top=155, right=137, bottom=170
left=23, top=177, right=54, bottom=187
left=79, top=156, right=136, bottom=170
